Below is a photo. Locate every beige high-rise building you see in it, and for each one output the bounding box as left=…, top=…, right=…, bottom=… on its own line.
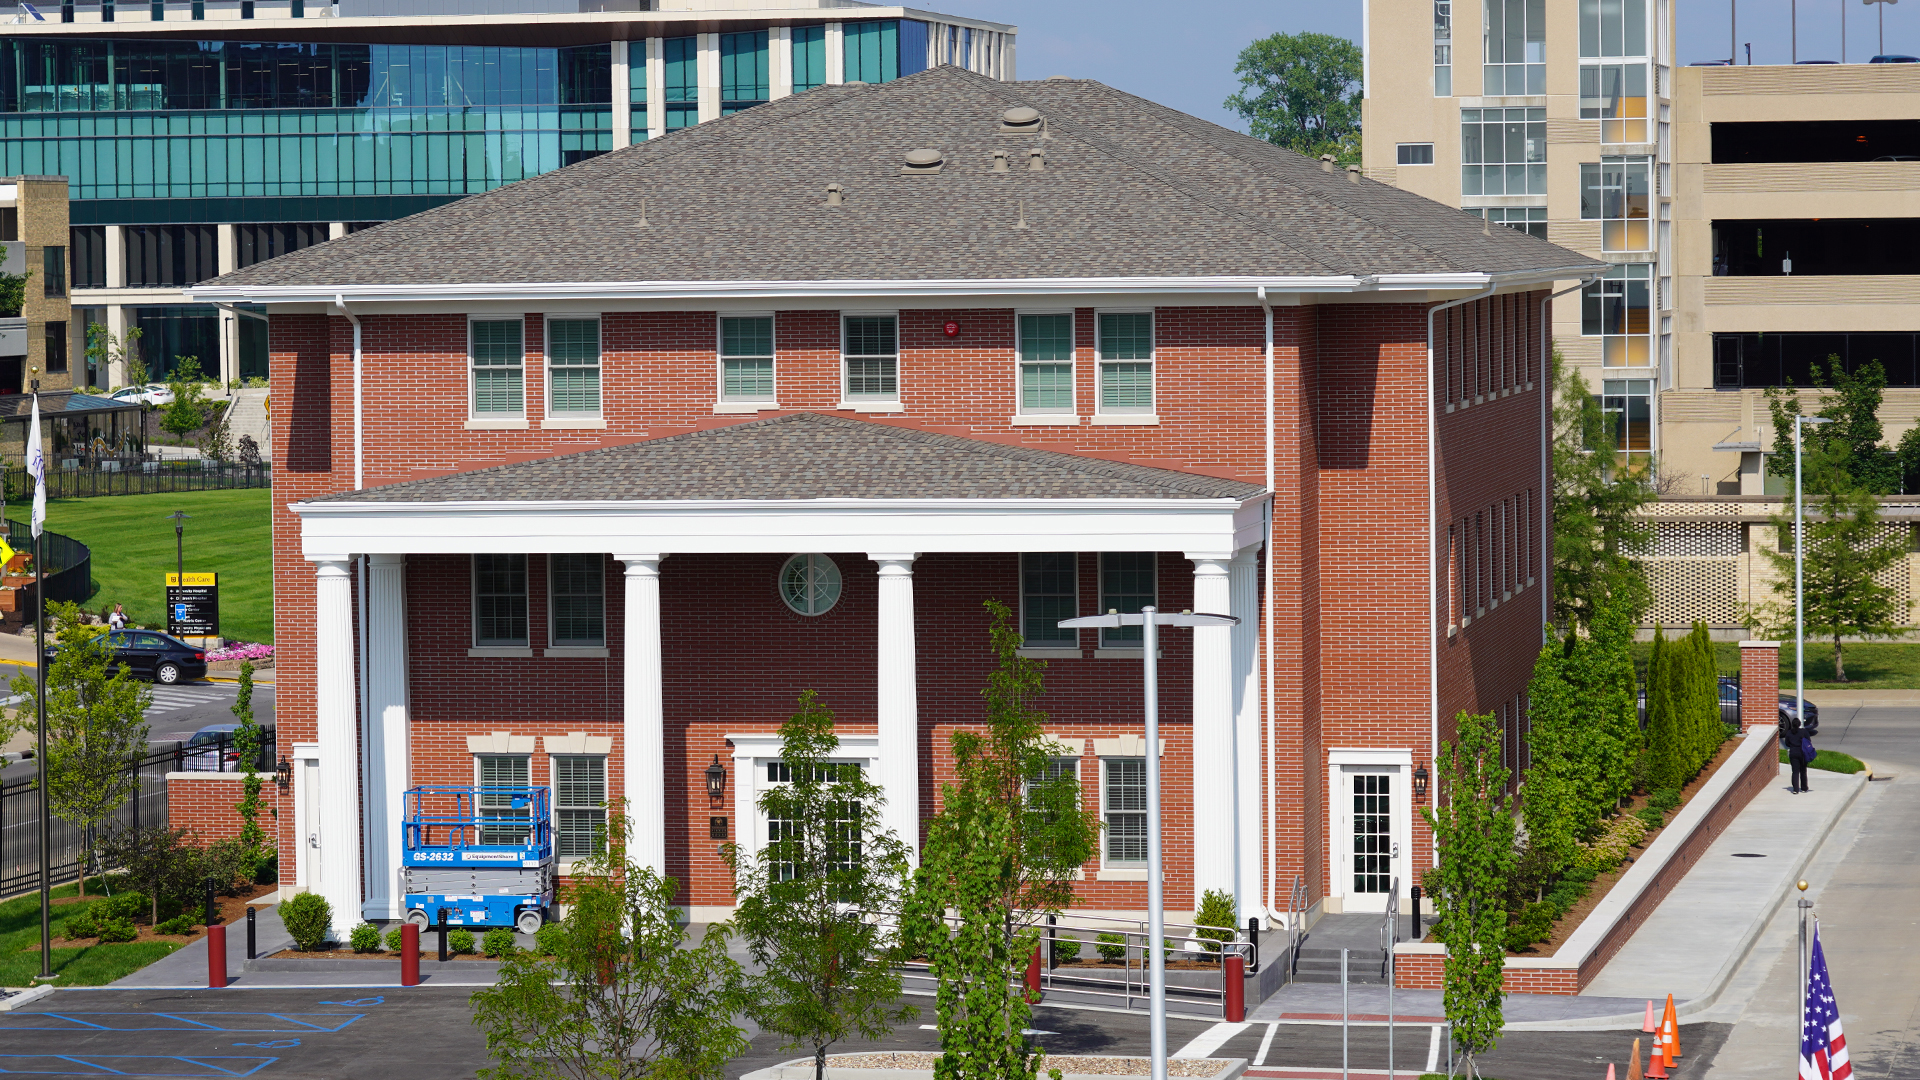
left=1365, top=2, right=1920, bottom=496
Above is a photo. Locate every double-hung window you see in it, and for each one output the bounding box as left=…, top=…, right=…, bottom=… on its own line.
left=1580, top=157, right=1652, bottom=252
left=1019, top=313, right=1074, bottom=414
left=471, top=319, right=525, bottom=417
left=474, top=554, right=529, bottom=647
left=1103, top=757, right=1147, bottom=867
left=721, top=316, right=775, bottom=402
left=549, top=554, right=605, bottom=648
left=843, top=315, right=898, bottom=402
left=1020, top=553, right=1078, bottom=648
left=476, top=754, right=531, bottom=845
left=554, top=755, right=607, bottom=858
left=1097, top=312, right=1153, bottom=414
left=547, top=318, right=601, bottom=417
left=1099, top=552, right=1155, bottom=649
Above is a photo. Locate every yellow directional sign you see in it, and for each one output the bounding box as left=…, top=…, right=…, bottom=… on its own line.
left=165, top=573, right=217, bottom=586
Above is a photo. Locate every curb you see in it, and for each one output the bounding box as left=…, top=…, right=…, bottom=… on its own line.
left=742, top=1059, right=1247, bottom=1080
left=1505, top=767, right=1870, bottom=1032
left=0, top=984, right=55, bottom=1011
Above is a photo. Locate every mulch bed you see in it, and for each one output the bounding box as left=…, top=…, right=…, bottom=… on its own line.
left=28, top=883, right=278, bottom=952
left=824, top=1054, right=1227, bottom=1076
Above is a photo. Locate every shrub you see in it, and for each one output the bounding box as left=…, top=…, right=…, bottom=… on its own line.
left=1780, top=748, right=1868, bottom=774
left=1575, top=813, right=1649, bottom=874
left=349, top=923, right=381, bottom=954
left=1095, top=931, right=1127, bottom=962
left=279, top=892, right=333, bottom=951
left=447, top=928, right=476, bottom=955
left=1503, top=901, right=1556, bottom=953
left=62, top=910, right=97, bottom=940
left=482, top=927, right=517, bottom=958
left=95, top=915, right=138, bottom=943
left=534, top=923, right=564, bottom=957
left=155, top=915, right=196, bottom=935
left=1634, top=806, right=1666, bottom=830
left=1193, top=888, right=1238, bottom=954
left=1049, top=934, right=1080, bottom=966
left=1648, top=788, right=1681, bottom=812
left=202, top=838, right=262, bottom=895
left=384, top=926, right=408, bottom=954
left=100, top=890, right=149, bottom=923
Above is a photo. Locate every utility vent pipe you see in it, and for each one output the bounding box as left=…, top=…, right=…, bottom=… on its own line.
left=1028, top=148, right=1045, bottom=171
left=1321, top=154, right=1336, bottom=172
left=825, top=184, right=843, bottom=206
left=1346, top=164, right=1361, bottom=183
left=991, top=150, right=1009, bottom=173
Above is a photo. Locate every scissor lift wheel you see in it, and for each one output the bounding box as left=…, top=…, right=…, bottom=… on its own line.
left=406, top=909, right=431, bottom=929
left=516, top=908, right=543, bottom=935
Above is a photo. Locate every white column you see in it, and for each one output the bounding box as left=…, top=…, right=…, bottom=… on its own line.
left=1228, top=547, right=1262, bottom=924
left=104, top=224, right=124, bottom=290
left=619, top=555, right=666, bottom=874
left=611, top=40, right=632, bottom=148
left=696, top=32, right=719, bottom=123
left=825, top=22, right=845, bottom=83
left=769, top=25, right=793, bottom=101
left=105, top=305, right=127, bottom=387
left=1187, top=553, right=1235, bottom=908
left=312, top=558, right=362, bottom=941
left=645, top=38, right=665, bottom=142
left=362, top=553, right=409, bottom=921
left=870, top=554, right=920, bottom=861
left=327, top=222, right=346, bottom=240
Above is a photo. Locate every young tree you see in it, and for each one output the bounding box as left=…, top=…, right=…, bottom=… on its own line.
left=724, top=690, right=915, bottom=1080
left=1523, top=640, right=1583, bottom=875
left=230, top=661, right=269, bottom=876
left=1224, top=32, right=1364, bottom=163
left=1421, top=710, right=1516, bottom=1077
left=1643, top=628, right=1682, bottom=791
left=1584, top=593, right=1644, bottom=810
left=1550, top=352, right=1657, bottom=631
left=85, top=322, right=146, bottom=389
left=902, top=600, right=1100, bottom=1080
left=1750, top=478, right=1910, bottom=681
left=97, top=824, right=199, bottom=924
left=161, top=356, right=211, bottom=446
left=470, top=805, right=747, bottom=1080
left=0, top=267, right=32, bottom=318
left=1765, top=358, right=1900, bottom=495
left=10, top=601, right=151, bottom=897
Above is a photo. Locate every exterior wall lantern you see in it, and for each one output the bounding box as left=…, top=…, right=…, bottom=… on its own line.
left=1412, top=765, right=1430, bottom=799
left=275, top=755, right=292, bottom=791
left=704, top=754, right=727, bottom=802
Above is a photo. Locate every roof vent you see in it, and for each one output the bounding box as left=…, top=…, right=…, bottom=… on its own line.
left=1346, top=164, right=1362, bottom=183
left=826, top=183, right=844, bottom=206
left=1046, top=74, right=1071, bottom=80
left=1320, top=154, right=1336, bottom=173
left=991, top=149, right=1009, bottom=172
left=844, top=80, right=870, bottom=88
left=1000, top=106, right=1041, bottom=132
left=902, top=148, right=944, bottom=175
left=1028, top=148, right=1045, bottom=171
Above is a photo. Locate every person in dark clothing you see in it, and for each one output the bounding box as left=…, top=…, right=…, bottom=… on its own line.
left=1781, top=707, right=1817, bottom=793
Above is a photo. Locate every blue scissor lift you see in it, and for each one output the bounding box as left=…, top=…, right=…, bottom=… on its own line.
left=402, top=785, right=554, bottom=935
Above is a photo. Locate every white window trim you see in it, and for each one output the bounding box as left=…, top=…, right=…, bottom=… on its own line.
left=1019, top=551, right=1078, bottom=653
left=717, top=310, right=778, bottom=407
left=544, top=313, right=604, bottom=421
left=468, top=314, right=527, bottom=422
left=1015, top=309, right=1075, bottom=416
left=1097, top=551, right=1156, bottom=651
left=1094, top=308, right=1155, bottom=417
left=549, top=750, right=610, bottom=870
left=1325, top=748, right=1413, bottom=912
left=1097, top=754, right=1148, bottom=878
left=726, top=731, right=882, bottom=865
left=547, top=552, right=607, bottom=651
left=839, top=309, right=901, bottom=407
left=473, top=553, right=530, bottom=650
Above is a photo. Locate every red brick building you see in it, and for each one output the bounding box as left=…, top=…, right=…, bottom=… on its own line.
left=189, top=66, right=1604, bottom=938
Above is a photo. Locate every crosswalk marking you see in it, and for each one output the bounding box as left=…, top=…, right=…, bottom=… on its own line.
left=145, top=686, right=230, bottom=715
left=1255, top=1021, right=1278, bottom=1066
left=1172, top=1020, right=1248, bottom=1059
left=1425, top=1024, right=1441, bottom=1074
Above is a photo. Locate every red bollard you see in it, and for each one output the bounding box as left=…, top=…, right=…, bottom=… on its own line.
left=1024, top=943, right=1042, bottom=1003
left=401, top=923, right=420, bottom=986
left=206, top=924, right=227, bottom=989
left=1223, top=953, right=1245, bottom=1022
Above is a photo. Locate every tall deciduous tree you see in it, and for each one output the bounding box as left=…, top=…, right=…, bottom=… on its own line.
left=1422, top=710, right=1515, bottom=1076
left=902, top=600, right=1099, bottom=1080
left=725, top=690, right=915, bottom=1080
left=1550, top=352, right=1656, bottom=631
left=1750, top=479, right=1910, bottom=681
left=1224, top=32, right=1363, bottom=163
left=1765, top=358, right=1900, bottom=495
left=10, top=601, right=151, bottom=897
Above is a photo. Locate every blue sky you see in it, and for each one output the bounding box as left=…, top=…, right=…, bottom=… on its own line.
left=930, top=0, right=1917, bottom=131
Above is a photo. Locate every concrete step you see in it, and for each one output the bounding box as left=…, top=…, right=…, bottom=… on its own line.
left=224, top=386, right=272, bottom=462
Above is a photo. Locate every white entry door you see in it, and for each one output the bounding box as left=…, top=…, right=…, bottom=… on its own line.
left=1338, top=765, right=1400, bottom=913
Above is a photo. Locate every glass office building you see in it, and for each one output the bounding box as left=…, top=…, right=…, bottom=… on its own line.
left=0, top=2, right=1012, bottom=385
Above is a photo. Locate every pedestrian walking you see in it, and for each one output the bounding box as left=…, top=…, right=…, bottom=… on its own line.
left=1780, top=703, right=1817, bottom=793
left=106, top=603, right=126, bottom=631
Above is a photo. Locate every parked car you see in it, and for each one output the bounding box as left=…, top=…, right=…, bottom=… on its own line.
left=43, top=629, right=207, bottom=684
left=1637, top=675, right=1744, bottom=727
left=1870, top=54, right=1920, bottom=63
left=106, top=383, right=175, bottom=407
left=181, top=722, right=276, bottom=772
left=1780, top=695, right=1820, bottom=727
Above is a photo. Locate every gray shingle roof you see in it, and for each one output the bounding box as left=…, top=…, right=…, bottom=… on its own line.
left=211, top=67, right=1603, bottom=289
left=313, top=412, right=1265, bottom=503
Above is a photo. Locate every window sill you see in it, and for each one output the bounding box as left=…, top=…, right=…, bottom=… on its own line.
left=1447, top=624, right=1458, bottom=638
left=543, top=646, right=609, bottom=658
left=712, top=401, right=781, bottom=414
left=1091, top=414, right=1159, bottom=426
left=1097, top=868, right=1149, bottom=881
left=1094, top=648, right=1162, bottom=659
left=542, top=417, right=608, bottom=429
left=836, top=400, right=906, bottom=413
left=468, top=646, right=533, bottom=658
left=1017, top=647, right=1082, bottom=659
left=465, top=417, right=529, bottom=430
left=1010, top=414, right=1081, bottom=426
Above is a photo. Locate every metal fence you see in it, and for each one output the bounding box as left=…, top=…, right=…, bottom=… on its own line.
left=2, top=518, right=91, bottom=609
left=2, top=462, right=271, bottom=500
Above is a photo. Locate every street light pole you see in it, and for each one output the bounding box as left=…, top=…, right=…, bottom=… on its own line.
left=1059, top=605, right=1238, bottom=1080
left=1794, top=416, right=1832, bottom=734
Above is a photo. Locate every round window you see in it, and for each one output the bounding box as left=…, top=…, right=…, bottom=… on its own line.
left=779, top=554, right=842, bottom=616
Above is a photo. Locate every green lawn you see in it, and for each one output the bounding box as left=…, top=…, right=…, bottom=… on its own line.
left=0, top=881, right=181, bottom=986
left=1632, top=640, right=1920, bottom=690
left=37, top=488, right=273, bottom=644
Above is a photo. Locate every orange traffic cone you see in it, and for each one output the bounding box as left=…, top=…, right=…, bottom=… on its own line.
left=1643, top=1000, right=1659, bottom=1033
left=1626, top=1039, right=1644, bottom=1080
left=1663, top=993, right=1683, bottom=1059
left=1606, top=1064, right=1618, bottom=1080
left=1646, top=1040, right=1670, bottom=1079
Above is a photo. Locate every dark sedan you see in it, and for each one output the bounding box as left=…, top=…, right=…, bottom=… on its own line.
left=43, top=629, right=209, bottom=685
left=1780, top=694, right=1819, bottom=727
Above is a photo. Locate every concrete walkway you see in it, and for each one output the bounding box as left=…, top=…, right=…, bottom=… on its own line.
left=1578, top=763, right=1867, bottom=1008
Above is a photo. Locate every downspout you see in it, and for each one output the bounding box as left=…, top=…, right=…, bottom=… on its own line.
left=1538, top=278, right=1593, bottom=633
left=1426, top=281, right=1494, bottom=875
left=333, top=295, right=362, bottom=491
left=1257, top=286, right=1276, bottom=924
left=331, top=293, right=367, bottom=922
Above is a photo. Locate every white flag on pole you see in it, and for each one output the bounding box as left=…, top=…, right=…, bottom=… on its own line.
left=27, top=393, right=44, bottom=538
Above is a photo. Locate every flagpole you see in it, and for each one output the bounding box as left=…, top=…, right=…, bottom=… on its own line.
left=29, top=379, right=48, bottom=980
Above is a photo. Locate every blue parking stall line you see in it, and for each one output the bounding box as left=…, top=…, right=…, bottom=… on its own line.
left=314, top=996, right=383, bottom=1006
left=0, top=1012, right=363, bottom=1034
left=0, top=1056, right=278, bottom=1076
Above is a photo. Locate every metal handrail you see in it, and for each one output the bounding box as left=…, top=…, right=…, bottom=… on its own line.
left=1381, top=877, right=1399, bottom=980
left=1288, top=874, right=1307, bottom=977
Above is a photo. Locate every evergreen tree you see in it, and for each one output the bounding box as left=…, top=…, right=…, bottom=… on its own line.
left=1523, top=639, right=1582, bottom=874
left=1587, top=593, right=1644, bottom=809
left=1644, top=628, right=1683, bottom=792
left=1549, top=353, right=1657, bottom=631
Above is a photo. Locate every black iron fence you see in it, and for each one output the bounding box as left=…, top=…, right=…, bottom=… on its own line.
left=1, top=518, right=91, bottom=610
left=2, top=462, right=271, bottom=501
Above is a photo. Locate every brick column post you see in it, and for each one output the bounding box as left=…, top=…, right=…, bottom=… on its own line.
left=1739, top=640, right=1781, bottom=730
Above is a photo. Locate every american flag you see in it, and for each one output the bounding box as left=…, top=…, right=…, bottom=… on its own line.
left=1800, top=922, right=1851, bottom=1080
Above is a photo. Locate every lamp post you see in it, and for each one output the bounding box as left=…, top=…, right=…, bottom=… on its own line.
left=1863, top=0, right=1895, bottom=56
left=1794, top=415, right=1833, bottom=735
left=1059, top=605, right=1238, bottom=1080
left=165, top=511, right=191, bottom=587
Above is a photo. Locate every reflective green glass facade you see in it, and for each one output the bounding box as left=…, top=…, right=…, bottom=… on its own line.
left=662, top=35, right=694, bottom=131
left=719, top=31, right=766, bottom=115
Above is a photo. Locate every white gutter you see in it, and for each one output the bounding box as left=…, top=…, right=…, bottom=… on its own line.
left=333, top=295, right=362, bottom=491
left=1425, top=281, right=1494, bottom=869
left=1257, top=286, right=1278, bottom=927
left=1538, top=278, right=1594, bottom=633
left=290, top=494, right=1269, bottom=516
